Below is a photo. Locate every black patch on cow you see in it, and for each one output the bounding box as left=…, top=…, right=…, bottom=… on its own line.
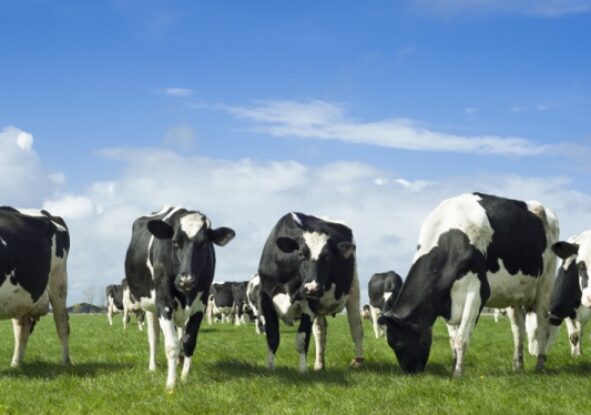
left=368, top=271, right=403, bottom=311
left=475, top=193, right=547, bottom=277
left=212, top=282, right=234, bottom=308
left=549, top=260, right=580, bottom=325
left=0, top=207, right=63, bottom=303
left=394, top=229, right=489, bottom=324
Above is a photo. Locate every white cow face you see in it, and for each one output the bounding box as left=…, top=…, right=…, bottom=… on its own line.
left=552, top=231, right=591, bottom=307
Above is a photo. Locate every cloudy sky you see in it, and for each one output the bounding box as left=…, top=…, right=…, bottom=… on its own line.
left=2, top=0, right=591, bottom=305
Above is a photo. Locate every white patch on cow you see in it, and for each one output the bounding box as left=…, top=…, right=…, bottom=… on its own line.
left=415, top=193, right=493, bottom=259
left=272, top=293, right=300, bottom=323
left=290, top=212, right=303, bottom=227
left=485, top=262, right=539, bottom=308
left=0, top=270, right=49, bottom=318
left=0, top=237, right=6, bottom=246
left=383, top=291, right=393, bottom=303
left=303, top=231, right=329, bottom=260
left=180, top=213, right=206, bottom=239
left=146, top=236, right=155, bottom=279
left=448, top=272, right=482, bottom=325
left=148, top=205, right=173, bottom=217
left=315, top=283, right=348, bottom=315
left=304, top=281, right=318, bottom=292
left=139, top=289, right=157, bottom=312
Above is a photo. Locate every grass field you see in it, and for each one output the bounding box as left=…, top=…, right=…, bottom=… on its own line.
left=0, top=313, right=588, bottom=415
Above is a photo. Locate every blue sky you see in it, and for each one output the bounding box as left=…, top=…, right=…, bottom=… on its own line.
left=1, top=0, right=591, bottom=303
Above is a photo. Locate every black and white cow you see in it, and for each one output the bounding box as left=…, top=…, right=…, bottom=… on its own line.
left=207, top=282, right=235, bottom=324
left=378, top=193, right=559, bottom=375
left=105, top=279, right=145, bottom=330
left=0, top=207, right=71, bottom=367
left=124, top=206, right=235, bottom=390
left=367, top=270, right=403, bottom=338
left=549, top=231, right=591, bottom=357
left=258, top=212, right=363, bottom=372
left=247, top=274, right=266, bottom=334
left=231, top=281, right=250, bottom=325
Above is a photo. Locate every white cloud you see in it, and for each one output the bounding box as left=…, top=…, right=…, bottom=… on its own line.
left=164, top=125, right=196, bottom=149
left=0, top=126, right=63, bottom=207
left=37, top=146, right=591, bottom=306
left=410, top=0, right=591, bottom=17
left=464, top=107, right=480, bottom=115
left=222, top=100, right=551, bottom=156
left=162, top=87, right=192, bottom=97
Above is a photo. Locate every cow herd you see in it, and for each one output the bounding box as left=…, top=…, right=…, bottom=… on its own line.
left=1, top=192, right=591, bottom=390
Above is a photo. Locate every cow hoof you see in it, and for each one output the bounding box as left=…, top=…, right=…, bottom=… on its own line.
left=349, top=357, right=364, bottom=368
left=314, top=362, right=324, bottom=371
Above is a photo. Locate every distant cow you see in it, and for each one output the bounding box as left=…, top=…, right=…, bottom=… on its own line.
left=549, top=231, right=591, bottom=357
left=208, top=282, right=235, bottom=324
left=368, top=271, right=403, bottom=338
left=361, top=304, right=371, bottom=321
left=125, top=206, right=235, bottom=390
left=0, top=207, right=71, bottom=367
left=258, top=212, right=363, bottom=372
left=378, top=193, right=559, bottom=375
left=247, top=274, right=265, bottom=334
left=231, top=281, right=250, bottom=325
left=105, top=279, right=145, bottom=330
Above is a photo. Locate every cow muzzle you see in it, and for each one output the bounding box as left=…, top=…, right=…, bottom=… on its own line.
left=175, top=274, right=196, bottom=292
left=303, top=281, right=324, bottom=299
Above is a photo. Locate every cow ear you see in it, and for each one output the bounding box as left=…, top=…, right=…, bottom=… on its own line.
left=337, top=241, right=356, bottom=258
left=377, top=311, right=401, bottom=326
left=552, top=241, right=579, bottom=259
left=147, top=220, right=174, bottom=240
left=276, top=237, right=299, bottom=253
left=210, top=227, right=236, bottom=246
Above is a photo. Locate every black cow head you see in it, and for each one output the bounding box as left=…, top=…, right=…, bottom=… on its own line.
left=553, top=239, right=591, bottom=307
left=147, top=212, right=235, bottom=293
left=275, top=232, right=355, bottom=299
left=377, top=313, right=432, bottom=374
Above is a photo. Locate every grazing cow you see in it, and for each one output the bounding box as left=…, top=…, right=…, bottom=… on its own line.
left=247, top=274, right=266, bottom=334
left=207, top=282, right=235, bottom=324
left=124, top=206, right=235, bottom=389
left=258, top=212, right=363, bottom=372
left=368, top=271, right=403, bottom=338
left=378, top=193, right=559, bottom=375
left=361, top=304, right=371, bottom=321
left=231, top=281, right=250, bottom=325
left=0, top=207, right=71, bottom=367
left=106, top=279, right=145, bottom=330
left=549, top=231, right=591, bottom=357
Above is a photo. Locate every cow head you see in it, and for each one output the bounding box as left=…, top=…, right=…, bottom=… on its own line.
left=147, top=212, right=235, bottom=293
left=275, top=231, right=355, bottom=299
left=377, top=313, right=432, bottom=373
left=552, top=233, right=591, bottom=307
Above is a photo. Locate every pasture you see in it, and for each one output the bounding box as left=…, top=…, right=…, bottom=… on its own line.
left=0, top=314, right=587, bottom=415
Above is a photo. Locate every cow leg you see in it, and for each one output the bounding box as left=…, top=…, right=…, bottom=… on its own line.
left=450, top=289, right=481, bottom=377
left=506, top=306, right=525, bottom=370
left=180, top=311, right=205, bottom=382
left=123, top=306, right=130, bottom=330
left=345, top=272, right=364, bottom=367
left=369, top=305, right=382, bottom=338
left=137, top=311, right=145, bottom=332
left=261, top=291, right=280, bottom=370
left=446, top=324, right=459, bottom=370
left=146, top=311, right=160, bottom=371
left=296, top=313, right=313, bottom=373
left=49, top=273, right=71, bottom=366
left=565, top=318, right=582, bottom=357
left=107, top=303, right=114, bottom=326
left=11, top=317, right=32, bottom=367
left=313, top=315, right=327, bottom=370
left=159, top=315, right=179, bottom=390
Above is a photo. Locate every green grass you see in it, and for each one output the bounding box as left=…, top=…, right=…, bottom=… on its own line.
left=0, top=313, right=587, bottom=414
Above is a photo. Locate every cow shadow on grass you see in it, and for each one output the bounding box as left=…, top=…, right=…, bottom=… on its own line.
left=206, top=359, right=352, bottom=386
left=0, top=360, right=133, bottom=380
